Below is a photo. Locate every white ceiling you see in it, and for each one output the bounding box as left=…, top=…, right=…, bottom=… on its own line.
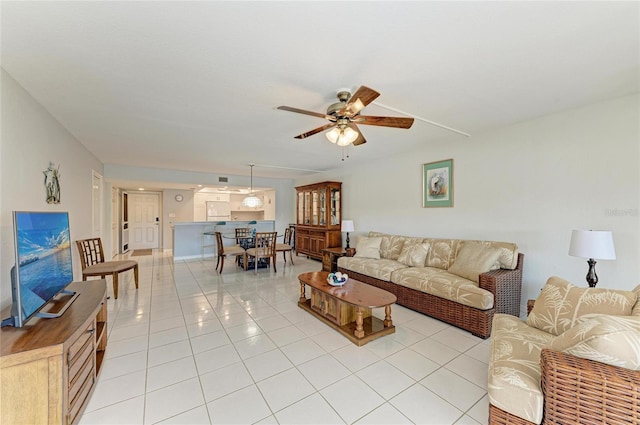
left=2, top=2, right=638, bottom=181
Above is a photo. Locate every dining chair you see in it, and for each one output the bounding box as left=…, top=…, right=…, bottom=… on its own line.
left=76, top=238, right=139, bottom=299
left=215, top=231, right=245, bottom=273
left=244, top=231, right=277, bottom=274
left=235, top=227, right=252, bottom=244
left=275, top=227, right=294, bottom=265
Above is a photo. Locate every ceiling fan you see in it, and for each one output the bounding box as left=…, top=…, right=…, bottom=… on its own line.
left=277, top=86, right=414, bottom=147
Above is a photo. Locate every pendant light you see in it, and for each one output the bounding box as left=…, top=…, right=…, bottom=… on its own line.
left=242, top=163, right=263, bottom=208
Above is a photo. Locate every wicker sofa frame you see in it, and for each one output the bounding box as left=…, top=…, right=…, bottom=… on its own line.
left=338, top=252, right=524, bottom=339
left=489, top=349, right=640, bottom=424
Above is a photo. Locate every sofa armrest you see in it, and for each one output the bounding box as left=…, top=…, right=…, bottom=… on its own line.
left=479, top=253, right=523, bottom=316
left=540, top=349, right=640, bottom=424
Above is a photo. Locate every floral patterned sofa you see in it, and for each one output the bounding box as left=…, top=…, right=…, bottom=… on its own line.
left=488, top=276, right=640, bottom=424
left=337, top=231, right=523, bottom=338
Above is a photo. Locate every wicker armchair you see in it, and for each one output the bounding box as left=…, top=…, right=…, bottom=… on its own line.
left=489, top=349, right=640, bottom=424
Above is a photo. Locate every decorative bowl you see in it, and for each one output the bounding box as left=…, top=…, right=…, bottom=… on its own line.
left=327, top=272, right=348, bottom=286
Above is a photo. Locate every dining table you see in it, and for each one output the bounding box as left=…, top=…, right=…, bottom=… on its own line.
left=222, top=233, right=282, bottom=269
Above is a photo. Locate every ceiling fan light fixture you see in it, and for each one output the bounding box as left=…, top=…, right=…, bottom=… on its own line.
left=242, top=164, right=264, bottom=208
left=326, top=127, right=340, bottom=144
left=326, top=126, right=358, bottom=146
left=339, top=127, right=358, bottom=146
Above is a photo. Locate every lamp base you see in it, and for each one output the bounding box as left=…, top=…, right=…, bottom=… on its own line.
left=345, top=232, right=350, bottom=249
left=586, top=258, right=598, bottom=288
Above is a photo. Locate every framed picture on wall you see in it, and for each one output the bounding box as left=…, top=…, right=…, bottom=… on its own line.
left=422, top=159, right=453, bottom=207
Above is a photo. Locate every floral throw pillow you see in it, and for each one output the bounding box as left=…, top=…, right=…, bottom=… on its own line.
left=527, top=276, right=637, bottom=336
left=397, top=242, right=430, bottom=267
left=448, top=242, right=501, bottom=283
left=550, top=315, right=640, bottom=370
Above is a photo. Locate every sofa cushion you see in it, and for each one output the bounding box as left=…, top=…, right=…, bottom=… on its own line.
left=397, top=242, right=430, bottom=267
left=354, top=236, right=382, bottom=259
left=632, top=284, right=640, bottom=316
left=390, top=267, right=494, bottom=310
left=488, top=314, right=556, bottom=424
left=337, top=257, right=407, bottom=282
left=549, top=315, right=640, bottom=370
left=447, top=242, right=501, bottom=283
left=527, top=276, right=637, bottom=336
left=369, top=232, right=424, bottom=260
left=465, top=240, right=519, bottom=270
left=423, top=238, right=461, bottom=270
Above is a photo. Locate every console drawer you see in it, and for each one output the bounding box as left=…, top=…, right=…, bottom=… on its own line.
left=68, top=349, right=94, bottom=408
left=68, top=322, right=94, bottom=366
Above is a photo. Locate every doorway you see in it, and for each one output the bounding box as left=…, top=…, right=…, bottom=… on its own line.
left=111, top=187, right=119, bottom=258
left=128, top=192, right=160, bottom=250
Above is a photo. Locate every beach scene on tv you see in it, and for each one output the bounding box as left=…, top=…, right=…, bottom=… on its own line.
left=15, top=212, right=73, bottom=319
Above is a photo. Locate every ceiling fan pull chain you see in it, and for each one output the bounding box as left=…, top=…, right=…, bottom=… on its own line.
left=341, top=146, right=350, bottom=161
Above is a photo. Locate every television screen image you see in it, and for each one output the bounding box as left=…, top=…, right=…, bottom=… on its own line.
left=12, top=211, right=74, bottom=326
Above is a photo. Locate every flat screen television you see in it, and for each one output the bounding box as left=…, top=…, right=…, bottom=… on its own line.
left=7, top=211, right=78, bottom=327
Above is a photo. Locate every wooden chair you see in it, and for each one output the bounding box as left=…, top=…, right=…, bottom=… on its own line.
left=76, top=238, right=138, bottom=299
left=245, top=232, right=277, bottom=274
left=235, top=227, right=252, bottom=244
left=215, top=231, right=245, bottom=273
left=275, top=227, right=294, bottom=264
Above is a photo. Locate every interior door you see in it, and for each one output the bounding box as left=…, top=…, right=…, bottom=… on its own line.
left=111, top=187, right=119, bottom=258
left=129, top=193, right=159, bottom=249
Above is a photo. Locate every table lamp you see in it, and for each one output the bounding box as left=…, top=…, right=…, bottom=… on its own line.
left=568, top=229, right=616, bottom=287
left=341, top=220, right=355, bottom=252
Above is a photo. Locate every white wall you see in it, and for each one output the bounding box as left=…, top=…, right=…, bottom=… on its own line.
left=1, top=69, right=104, bottom=309
left=163, top=189, right=195, bottom=249
left=296, top=95, right=639, bottom=314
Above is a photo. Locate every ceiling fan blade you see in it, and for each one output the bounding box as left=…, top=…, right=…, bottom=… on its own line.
left=277, top=106, right=333, bottom=120
left=349, top=123, right=367, bottom=146
left=341, top=86, right=380, bottom=116
left=352, top=115, right=415, bottom=129
left=294, top=122, right=336, bottom=139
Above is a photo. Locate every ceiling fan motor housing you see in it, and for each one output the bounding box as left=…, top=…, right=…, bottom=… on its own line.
left=326, top=90, right=352, bottom=116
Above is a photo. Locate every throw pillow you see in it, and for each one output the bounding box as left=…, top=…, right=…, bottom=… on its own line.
left=549, top=315, right=640, bottom=370
left=397, top=242, right=430, bottom=267
left=526, top=276, right=637, bottom=336
left=354, top=236, right=382, bottom=259
left=447, top=242, right=501, bottom=283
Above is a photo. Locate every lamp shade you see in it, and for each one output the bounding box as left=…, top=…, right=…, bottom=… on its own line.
left=568, top=230, right=616, bottom=260
left=326, top=127, right=340, bottom=144
left=341, top=220, right=354, bottom=232
left=242, top=195, right=263, bottom=208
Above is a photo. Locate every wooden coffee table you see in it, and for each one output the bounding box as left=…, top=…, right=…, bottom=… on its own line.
left=298, top=271, right=397, bottom=346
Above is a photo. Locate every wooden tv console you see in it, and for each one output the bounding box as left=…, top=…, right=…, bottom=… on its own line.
left=0, top=280, right=107, bottom=425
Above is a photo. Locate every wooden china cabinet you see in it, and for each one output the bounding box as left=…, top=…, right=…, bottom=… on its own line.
left=295, top=181, right=342, bottom=260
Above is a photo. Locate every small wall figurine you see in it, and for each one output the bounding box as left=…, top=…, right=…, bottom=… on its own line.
left=44, top=162, right=61, bottom=204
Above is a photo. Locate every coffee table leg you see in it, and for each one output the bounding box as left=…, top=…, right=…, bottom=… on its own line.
left=384, top=305, right=393, bottom=327
left=299, top=283, right=306, bottom=303
left=354, top=307, right=365, bottom=338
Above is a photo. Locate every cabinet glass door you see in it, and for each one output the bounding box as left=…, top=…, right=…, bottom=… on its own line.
left=304, top=192, right=310, bottom=224
left=330, top=188, right=340, bottom=225
left=319, top=189, right=326, bottom=226
left=297, top=192, right=304, bottom=224
left=311, top=190, right=319, bottom=225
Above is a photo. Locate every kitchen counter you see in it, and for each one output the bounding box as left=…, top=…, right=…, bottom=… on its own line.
left=172, top=220, right=275, bottom=260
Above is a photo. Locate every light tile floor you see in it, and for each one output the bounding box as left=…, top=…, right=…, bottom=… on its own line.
left=79, top=251, right=490, bottom=425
